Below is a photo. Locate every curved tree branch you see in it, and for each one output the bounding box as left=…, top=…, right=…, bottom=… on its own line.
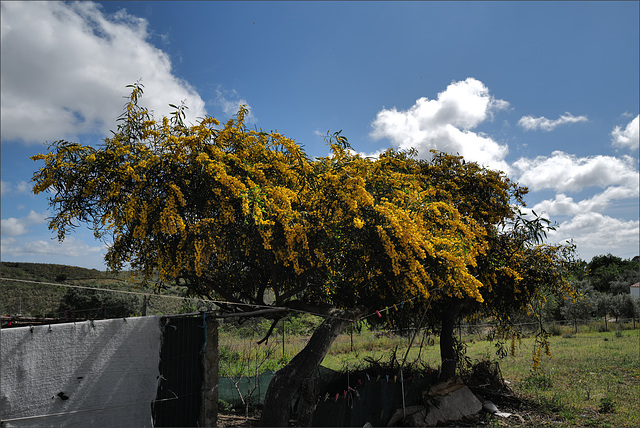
left=257, top=317, right=283, bottom=345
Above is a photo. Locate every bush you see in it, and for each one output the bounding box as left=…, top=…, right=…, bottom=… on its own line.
left=599, top=396, right=616, bottom=414
left=218, top=400, right=233, bottom=413
left=219, top=345, right=241, bottom=364
left=286, top=313, right=323, bottom=335
left=588, top=320, right=609, bottom=333
left=547, top=323, right=563, bottom=336
left=57, top=287, right=140, bottom=318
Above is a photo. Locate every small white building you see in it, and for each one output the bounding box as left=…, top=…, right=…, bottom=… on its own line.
left=631, top=282, right=640, bottom=299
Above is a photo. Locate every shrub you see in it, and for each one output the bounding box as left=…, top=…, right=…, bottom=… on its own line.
left=547, top=323, right=563, bottom=336
left=588, top=320, right=609, bottom=333
left=218, top=400, right=233, bottom=413
left=599, top=396, right=616, bottom=414
left=219, top=346, right=241, bottom=364
left=57, top=287, right=140, bottom=318
left=286, top=313, right=323, bottom=336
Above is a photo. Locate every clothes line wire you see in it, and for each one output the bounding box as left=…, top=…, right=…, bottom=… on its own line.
left=1, top=277, right=436, bottom=323
left=0, top=277, right=275, bottom=309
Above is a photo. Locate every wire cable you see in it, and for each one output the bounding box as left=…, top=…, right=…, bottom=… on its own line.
left=1, top=277, right=439, bottom=323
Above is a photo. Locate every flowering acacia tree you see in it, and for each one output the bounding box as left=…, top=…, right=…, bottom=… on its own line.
left=411, top=154, right=576, bottom=377
left=32, top=84, right=573, bottom=426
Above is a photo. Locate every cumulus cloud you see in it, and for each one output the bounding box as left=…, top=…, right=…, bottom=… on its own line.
left=370, top=78, right=511, bottom=172
left=611, top=115, right=639, bottom=149
left=1, top=212, right=106, bottom=267
left=1, top=219, right=30, bottom=237
left=515, top=148, right=639, bottom=260
left=1, top=235, right=105, bottom=267
left=1, top=210, right=47, bottom=236
left=1, top=180, right=30, bottom=195
left=355, top=149, right=386, bottom=160
left=215, top=88, right=255, bottom=124
left=531, top=185, right=639, bottom=217
left=517, top=112, right=588, bottom=132
left=1, top=1, right=206, bottom=145
left=513, top=151, right=639, bottom=193
left=545, top=212, right=639, bottom=260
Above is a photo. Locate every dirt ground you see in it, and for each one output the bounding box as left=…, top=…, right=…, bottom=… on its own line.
left=215, top=396, right=564, bottom=427
left=217, top=412, right=260, bottom=427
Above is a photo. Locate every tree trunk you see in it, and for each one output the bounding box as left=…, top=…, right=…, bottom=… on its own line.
left=439, top=300, right=463, bottom=382
left=259, top=308, right=362, bottom=427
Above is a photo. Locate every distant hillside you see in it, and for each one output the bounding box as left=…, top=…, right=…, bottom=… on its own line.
left=1, top=261, right=122, bottom=282
left=1, top=262, right=188, bottom=318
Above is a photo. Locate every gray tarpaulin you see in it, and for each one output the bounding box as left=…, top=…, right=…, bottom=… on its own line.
left=1, top=316, right=162, bottom=427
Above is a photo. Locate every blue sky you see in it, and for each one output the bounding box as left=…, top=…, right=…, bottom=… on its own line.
left=1, top=1, right=638, bottom=270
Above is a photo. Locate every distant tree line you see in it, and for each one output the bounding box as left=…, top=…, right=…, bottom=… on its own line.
left=544, top=254, right=640, bottom=330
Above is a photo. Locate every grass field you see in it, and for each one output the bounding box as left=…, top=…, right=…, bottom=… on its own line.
left=464, top=328, right=639, bottom=427
left=220, top=324, right=639, bottom=427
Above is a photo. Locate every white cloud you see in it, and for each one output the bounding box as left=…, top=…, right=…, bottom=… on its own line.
left=546, top=212, right=639, bottom=260
left=517, top=112, right=588, bottom=132
left=215, top=88, right=255, bottom=124
left=1, top=210, right=47, bottom=236
left=1, top=219, right=29, bottom=237
left=370, top=78, right=511, bottom=172
left=531, top=185, right=639, bottom=217
left=513, top=151, right=639, bottom=193
left=611, top=115, right=639, bottom=149
left=15, top=181, right=29, bottom=194
left=1, top=180, right=30, bottom=195
left=514, top=149, right=638, bottom=260
left=1, top=235, right=106, bottom=267
left=356, top=149, right=385, bottom=160
left=23, top=237, right=104, bottom=257
left=1, top=1, right=206, bottom=145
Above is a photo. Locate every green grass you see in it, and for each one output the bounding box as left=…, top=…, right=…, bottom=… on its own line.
left=498, top=330, right=639, bottom=427
left=219, top=327, right=639, bottom=427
